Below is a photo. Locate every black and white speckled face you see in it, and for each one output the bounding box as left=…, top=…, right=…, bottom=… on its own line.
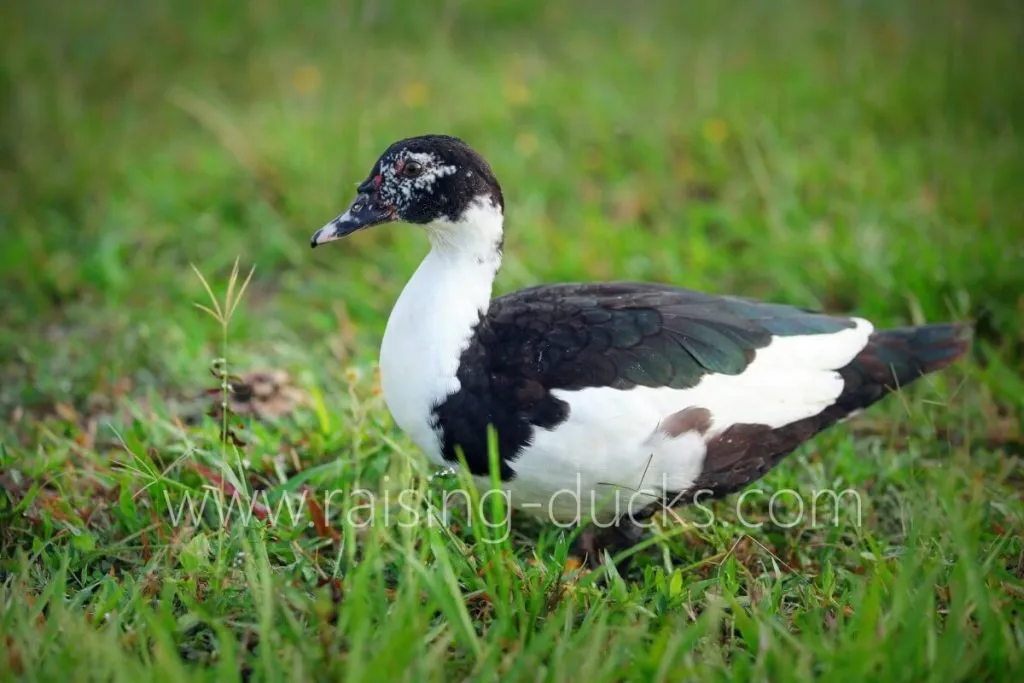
left=311, top=134, right=504, bottom=247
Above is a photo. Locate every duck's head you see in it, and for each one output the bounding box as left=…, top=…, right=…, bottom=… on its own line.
left=311, top=134, right=505, bottom=248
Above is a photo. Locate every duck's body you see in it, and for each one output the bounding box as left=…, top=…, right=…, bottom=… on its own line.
left=312, top=134, right=971, bottom=558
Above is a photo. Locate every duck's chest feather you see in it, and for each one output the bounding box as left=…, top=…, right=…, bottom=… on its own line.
left=378, top=258, right=486, bottom=464
left=378, top=202, right=506, bottom=464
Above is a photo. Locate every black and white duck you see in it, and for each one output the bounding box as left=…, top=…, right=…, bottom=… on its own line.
left=310, top=134, right=971, bottom=565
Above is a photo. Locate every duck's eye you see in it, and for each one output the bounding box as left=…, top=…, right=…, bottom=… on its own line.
left=401, top=160, right=424, bottom=178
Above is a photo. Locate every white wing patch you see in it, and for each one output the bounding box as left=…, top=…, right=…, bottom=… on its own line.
left=669, top=316, right=875, bottom=433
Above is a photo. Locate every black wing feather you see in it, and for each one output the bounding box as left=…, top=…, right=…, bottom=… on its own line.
left=485, top=281, right=855, bottom=391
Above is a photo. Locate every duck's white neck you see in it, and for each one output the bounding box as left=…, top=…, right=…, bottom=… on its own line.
left=378, top=198, right=505, bottom=464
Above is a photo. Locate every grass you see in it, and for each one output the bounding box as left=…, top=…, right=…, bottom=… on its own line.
left=1, top=0, right=1023, bottom=680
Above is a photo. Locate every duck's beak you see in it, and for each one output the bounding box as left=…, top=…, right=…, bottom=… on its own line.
left=310, top=194, right=396, bottom=247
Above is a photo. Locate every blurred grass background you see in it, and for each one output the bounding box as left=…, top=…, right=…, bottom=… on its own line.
left=2, top=0, right=1022, bottom=415
left=1, top=0, right=1022, bottom=680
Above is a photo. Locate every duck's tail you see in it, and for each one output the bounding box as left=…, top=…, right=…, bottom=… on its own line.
left=834, top=322, right=973, bottom=412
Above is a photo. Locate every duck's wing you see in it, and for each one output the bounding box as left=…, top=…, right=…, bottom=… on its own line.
left=483, top=281, right=867, bottom=392
left=479, top=282, right=968, bottom=499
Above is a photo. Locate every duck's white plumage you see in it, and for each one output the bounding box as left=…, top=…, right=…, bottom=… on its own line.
left=378, top=199, right=502, bottom=464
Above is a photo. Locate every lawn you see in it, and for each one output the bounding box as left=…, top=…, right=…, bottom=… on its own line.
left=1, top=0, right=1022, bottom=680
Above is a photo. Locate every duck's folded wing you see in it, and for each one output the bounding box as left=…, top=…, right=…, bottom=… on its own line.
left=473, top=282, right=969, bottom=498
left=484, top=281, right=870, bottom=393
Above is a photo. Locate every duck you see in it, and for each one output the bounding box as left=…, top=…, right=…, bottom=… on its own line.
left=310, top=134, right=972, bottom=566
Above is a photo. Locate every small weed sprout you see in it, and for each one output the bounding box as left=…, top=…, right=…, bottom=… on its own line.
left=190, top=257, right=255, bottom=459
